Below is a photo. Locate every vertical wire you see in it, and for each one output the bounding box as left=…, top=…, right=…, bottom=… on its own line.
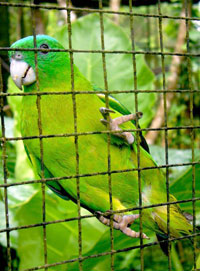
left=128, top=1, right=144, bottom=270
left=146, top=6, right=151, bottom=51
left=154, top=5, right=160, bottom=90
left=0, top=59, right=12, bottom=271
left=157, top=1, right=171, bottom=269
left=31, top=3, right=48, bottom=270
left=99, top=0, right=114, bottom=269
left=185, top=0, right=196, bottom=268
left=66, top=1, right=83, bottom=270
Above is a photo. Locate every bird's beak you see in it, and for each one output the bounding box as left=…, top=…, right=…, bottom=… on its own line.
left=10, top=59, right=36, bottom=90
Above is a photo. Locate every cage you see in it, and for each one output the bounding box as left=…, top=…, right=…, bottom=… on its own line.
left=0, top=0, right=200, bottom=270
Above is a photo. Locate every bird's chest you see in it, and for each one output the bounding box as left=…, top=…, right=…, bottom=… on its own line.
left=21, top=94, right=76, bottom=135
left=20, top=94, right=106, bottom=170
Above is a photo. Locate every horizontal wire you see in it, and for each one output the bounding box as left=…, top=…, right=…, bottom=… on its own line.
left=1, top=125, right=199, bottom=143
left=0, top=1, right=199, bottom=21
left=0, top=161, right=199, bottom=189
left=0, top=89, right=200, bottom=97
left=2, top=47, right=200, bottom=57
left=1, top=196, right=200, bottom=234
left=22, top=232, right=200, bottom=271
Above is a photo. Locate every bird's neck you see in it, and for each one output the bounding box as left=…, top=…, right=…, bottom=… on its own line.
left=24, top=66, right=93, bottom=93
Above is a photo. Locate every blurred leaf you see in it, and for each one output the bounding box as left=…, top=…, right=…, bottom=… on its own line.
left=170, top=163, right=200, bottom=213
left=14, top=190, right=106, bottom=270
left=195, top=253, right=200, bottom=270
left=0, top=143, right=16, bottom=181
left=0, top=201, right=18, bottom=249
left=48, top=13, right=156, bottom=128
left=150, top=145, right=199, bottom=175
left=0, top=115, right=16, bottom=178
left=149, top=145, right=195, bottom=166
left=7, top=77, right=35, bottom=181
left=68, top=226, right=152, bottom=271
left=0, top=117, right=15, bottom=138
left=171, top=243, right=184, bottom=271
left=150, top=145, right=200, bottom=215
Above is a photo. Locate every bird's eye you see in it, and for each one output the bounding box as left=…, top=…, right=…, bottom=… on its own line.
left=40, top=43, right=49, bottom=54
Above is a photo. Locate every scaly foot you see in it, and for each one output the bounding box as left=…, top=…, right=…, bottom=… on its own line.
left=96, top=212, right=149, bottom=239
left=99, top=107, right=143, bottom=144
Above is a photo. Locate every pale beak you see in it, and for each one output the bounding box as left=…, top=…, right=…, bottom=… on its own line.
left=10, top=59, right=36, bottom=90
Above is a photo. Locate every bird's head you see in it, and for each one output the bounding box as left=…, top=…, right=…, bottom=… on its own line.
left=9, top=35, right=69, bottom=91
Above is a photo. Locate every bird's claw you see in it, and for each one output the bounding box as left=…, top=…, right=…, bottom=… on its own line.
left=99, top=107, right=143, bottom=145
left=100, top=119, right=109, bottom=125
left=96, top=212, right=149, bottom=239
left=99, top=107, right=115, bottom=116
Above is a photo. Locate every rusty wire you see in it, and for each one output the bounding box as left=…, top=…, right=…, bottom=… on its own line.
left=66, top=0, right=83, bottom=269
left=0, top=56, right=12, bottom=270
left=31, top=4, right=48, bottom=270
left=0, top=0, right=200, bottom=271
left=129, top=0, right=144, bottom=269
left=99, top=0, right=115, bottom=269
left=157, top=0, right=172, bottom=268
left=184, top=0, right=197, bottom=268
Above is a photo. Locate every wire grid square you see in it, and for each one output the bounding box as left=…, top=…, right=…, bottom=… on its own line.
left=0, top=0, right=200, bottom=270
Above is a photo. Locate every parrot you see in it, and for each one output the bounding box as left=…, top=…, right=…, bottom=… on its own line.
left=9, top=35, right=194, bottom=253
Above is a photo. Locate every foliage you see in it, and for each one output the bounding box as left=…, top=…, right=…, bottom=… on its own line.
left=107, top=3, right=200, bottom=148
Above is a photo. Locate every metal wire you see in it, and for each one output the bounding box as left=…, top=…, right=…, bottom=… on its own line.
left=1, top=46, right=200, bottom=56
left=31, top=5, right=48, bottom=270
left=184, top=0, right=197, bottom=268
left=0, top=55, right=12, bottom=271
left=1, top=195, right=200, bottom=235
left=157, top=1, right=172, bottom=269
left=66, top=0, right=83, bottom=269
left=129, top=1, right=144, bottom=269
left=0, top=0, right=200, bottom=270
left=99, top=0, right=115, bottom=269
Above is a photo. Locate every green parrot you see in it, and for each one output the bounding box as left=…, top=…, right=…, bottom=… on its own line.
left=9, top=35, right=193, bottom=252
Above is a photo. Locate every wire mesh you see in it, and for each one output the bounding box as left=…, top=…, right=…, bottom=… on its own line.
left=0, top=0, right=200, bottom=270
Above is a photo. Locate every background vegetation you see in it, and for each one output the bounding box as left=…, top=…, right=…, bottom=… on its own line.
left=0, top=0, right=199, bottom=270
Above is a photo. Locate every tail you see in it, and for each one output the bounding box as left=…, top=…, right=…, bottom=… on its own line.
left=156, top=208, right=196, bottom=255
left=156, top=233, right=170, bottom=256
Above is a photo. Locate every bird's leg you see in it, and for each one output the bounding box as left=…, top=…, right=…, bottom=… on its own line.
left=99, top=107, right=143, bottom=144
left=96, top=212, right=149, bottom=239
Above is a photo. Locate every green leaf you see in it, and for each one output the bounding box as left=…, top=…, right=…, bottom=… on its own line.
left=0, top=201, right=18, bottom=249
left=14, top=190, right=106, bottom=270
left=150, top=145, right=200, bottom=215
left=7, top=77, right=35, bottom=181
left=150, top=145, right=200, bottom=178
left=170, top=163, right=200, bottom=214
left=67, top=225, right=153, bottom=271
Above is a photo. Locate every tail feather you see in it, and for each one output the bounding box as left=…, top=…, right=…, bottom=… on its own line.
left=156, top=233, right=169, bottom=256
left=156, top=211, right=200, bottom=255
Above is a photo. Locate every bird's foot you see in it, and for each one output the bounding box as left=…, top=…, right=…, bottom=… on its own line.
left=96, top=212, right=149, bottom=239
left=99, top=107, right=143, bottom=144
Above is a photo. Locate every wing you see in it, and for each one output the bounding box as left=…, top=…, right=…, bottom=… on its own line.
left=94, top=86, right=150, bottom=153
left=24, top=144, right=70, bottom=201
